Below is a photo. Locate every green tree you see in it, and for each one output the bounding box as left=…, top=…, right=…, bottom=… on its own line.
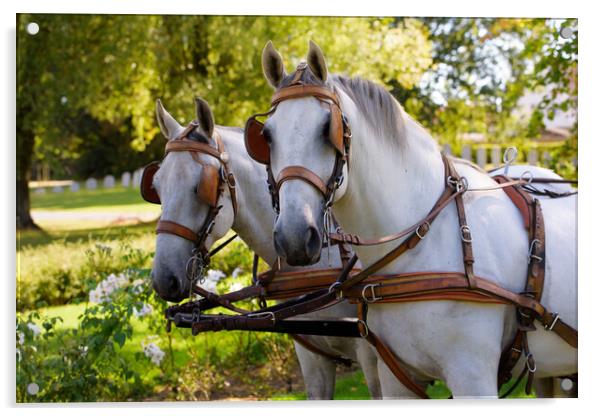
left=17, top=14, right=162, bottom=229
left=18, top=15, right=433, bottom=230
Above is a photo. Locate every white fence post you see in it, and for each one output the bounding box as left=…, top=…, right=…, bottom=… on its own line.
left=491, top=146, right=501, bottom=167
left=461, top=145, right=472, bottom=162
left=476, top=147, right=487, bottom=168
left=527, top=149, right=539, bottom=166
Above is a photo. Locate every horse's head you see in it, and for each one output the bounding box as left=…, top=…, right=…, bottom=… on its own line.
left=149, top=98, right=236, bottom=302
left=246, top=41, right=349, bottom=266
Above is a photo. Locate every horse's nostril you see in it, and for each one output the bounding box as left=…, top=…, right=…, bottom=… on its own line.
left=304, top=226, right=322, bottom=258
left=168, top=275, right=180, bottom=294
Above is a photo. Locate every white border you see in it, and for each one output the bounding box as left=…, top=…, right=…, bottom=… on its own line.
left=3, top=1, right=599, bottom=415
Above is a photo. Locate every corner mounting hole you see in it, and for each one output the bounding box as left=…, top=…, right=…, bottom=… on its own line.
left=26, top=22, right=39, bottom=35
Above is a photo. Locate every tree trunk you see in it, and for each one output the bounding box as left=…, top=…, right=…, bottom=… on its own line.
left=16, top=121, right=40, bottom=230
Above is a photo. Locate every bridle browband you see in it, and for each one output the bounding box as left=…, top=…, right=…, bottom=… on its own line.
left=155, top=122, right=238, bottom=282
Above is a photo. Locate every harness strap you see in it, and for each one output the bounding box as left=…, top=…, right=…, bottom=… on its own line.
left=276, top=165, right=328, bottom=196
left=357, top=303, right=429, bottom=398
left=156, top=220, right=199, bottom=243
left=291, top=334, right=353, bottom=367
left=447, top=161, right=477, bottom=289
left=271, top=84, right=341, bottom=108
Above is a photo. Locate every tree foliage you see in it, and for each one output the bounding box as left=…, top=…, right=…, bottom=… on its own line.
left=17, top=15, right=577, bottom=228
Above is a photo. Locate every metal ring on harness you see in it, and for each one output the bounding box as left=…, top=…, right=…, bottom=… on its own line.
left=415, top=221, right=430, bottom=240
left=328, top=281, right=343, bottom=299
left=525, top=353, right=537, bottom=373
left=361, top=284, right=382, bottom=303
left=247, top=311, right=276, bottom=323
left=460, top=225, right=473, bottom=243
left=528, top=239, right=542, bottom=263
left=357, top=319, right=369, bottom=338
left=520, top=170, right=534, bottom=185
left=544, top=313, right=560, bottom=331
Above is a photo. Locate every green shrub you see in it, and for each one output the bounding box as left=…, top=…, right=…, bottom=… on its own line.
left=18, top=233, right=154, bottom=311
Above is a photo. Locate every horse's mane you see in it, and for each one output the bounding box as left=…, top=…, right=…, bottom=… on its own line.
left=279, top=70, right=407, bottom=145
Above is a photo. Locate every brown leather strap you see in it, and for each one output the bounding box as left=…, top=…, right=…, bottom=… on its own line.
left=330, top=154, right=456, bottom=246
left=342, top=271, right=577, bottom=348
left=447, top=161, right=477, bottom=289
left=275, top=165, right=328, bottom=196
left=291, top=334, right=353, bottom=367
left=156, top=220, right=199, bottom=243
left=215, top=133, right=238, bottom=216
left=165, top=139, right=224, bottom=163
left=357, top=303, right=429, bottom=398
left=271, top=85, right=340, bottom=107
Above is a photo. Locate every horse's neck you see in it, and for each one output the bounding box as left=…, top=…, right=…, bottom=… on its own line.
left=333, top=106, right=446, bottom=261
left=217, top=128, right=279, bottom=265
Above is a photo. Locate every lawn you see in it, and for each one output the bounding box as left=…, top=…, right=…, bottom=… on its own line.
left=30, top=185, right=159, bottom=213
left=29, top=185, right=160, bottom=231
left=18, top=185, right=534, bottom=401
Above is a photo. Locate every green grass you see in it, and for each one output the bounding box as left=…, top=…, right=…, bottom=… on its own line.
left=31, top=186, right=160, bottom=213
left=18, top=221, right=156, bottom=249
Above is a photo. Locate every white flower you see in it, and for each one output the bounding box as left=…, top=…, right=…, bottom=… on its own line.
left=132, top=279, right=146, bottom=295
left=206, top=269, right=226, bottom=282
left=229, top=282, right=244, bottom=292
left=89, top=272, right=129, bottom=303
left=232, top=267, right=242, bottom=278
left=133, top=303, right=153, bottom=318
left=199, top=269, right=226, bottom=293
left=142, top=342, right=165, bottom=366
left=27, top=323, right=41, bottom=337
left=17, top=331, right=24, bottom=345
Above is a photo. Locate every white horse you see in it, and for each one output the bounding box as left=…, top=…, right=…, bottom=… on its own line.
left=257, top=41, right=577, bottom=398
left=150, top=97, right=381, bottom=399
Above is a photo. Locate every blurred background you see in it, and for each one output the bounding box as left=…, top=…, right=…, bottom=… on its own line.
left=16, top=15, right=577, bottom=402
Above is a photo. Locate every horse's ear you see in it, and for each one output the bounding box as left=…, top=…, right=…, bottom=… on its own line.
left=156, top=99, right=182, bottom=140
left=307, top=40, right=328, bottom=83
left=262, top=41, right=285, bottom=88
left=194, top=97, right=214, bottom=139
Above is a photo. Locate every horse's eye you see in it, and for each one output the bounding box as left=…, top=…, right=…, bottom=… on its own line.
left=262, top=127, right=272, bottom=144
left=322, top=117, right=331, bottom=140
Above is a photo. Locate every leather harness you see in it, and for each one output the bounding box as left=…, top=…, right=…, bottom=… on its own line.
left=159, top=68, right=578, bottom=398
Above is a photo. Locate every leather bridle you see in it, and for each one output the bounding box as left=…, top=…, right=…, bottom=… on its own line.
left=153, top=122, right=238, bottom=282
left=245, top=62, right=351, bottom=215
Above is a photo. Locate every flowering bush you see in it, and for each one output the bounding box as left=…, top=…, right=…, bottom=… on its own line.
left=16, top=264, right=158, bottom=402
left=16, top=239, right=300, bottom=402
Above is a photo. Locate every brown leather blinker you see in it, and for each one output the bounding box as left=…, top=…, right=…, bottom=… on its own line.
left=197, top=164, right=221, bottom=207
left=140, top=161, right=161, bottom=204
left=244, top=116, right=271, bottom=165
